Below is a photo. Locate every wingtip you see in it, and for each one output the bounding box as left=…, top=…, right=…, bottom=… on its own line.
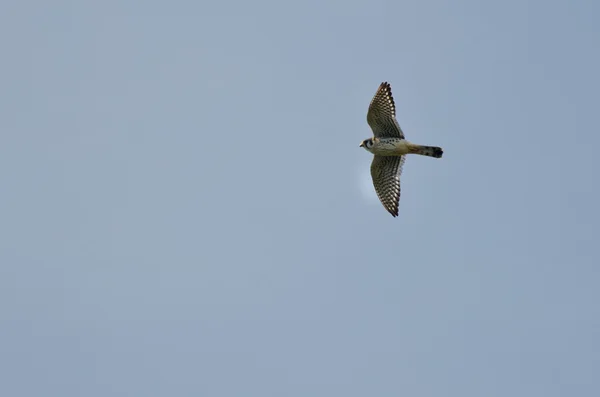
left=378, top=82, right=394, bottom=99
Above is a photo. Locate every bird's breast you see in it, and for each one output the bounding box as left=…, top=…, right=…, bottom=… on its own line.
left=371, top=139, right=411, bottom=156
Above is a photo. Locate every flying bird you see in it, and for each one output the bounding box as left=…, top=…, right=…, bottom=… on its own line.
left=360, top=82, right=443, bottom=217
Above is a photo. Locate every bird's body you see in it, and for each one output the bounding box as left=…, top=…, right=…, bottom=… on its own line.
left=361, top=137, right=443, bottom=158
left=360, top=82, right=443, bottom=217
left=363, top=137, right=412, bottom=156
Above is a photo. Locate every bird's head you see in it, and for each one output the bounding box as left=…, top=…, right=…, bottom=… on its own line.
left=359, top=138, right=373, bottom=152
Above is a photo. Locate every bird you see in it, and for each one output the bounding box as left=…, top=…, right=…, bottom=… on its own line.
left=360, top=82, right=443, bottom=217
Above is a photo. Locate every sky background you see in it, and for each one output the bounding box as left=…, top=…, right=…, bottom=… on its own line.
left=1, top=1, right=599, bottom=396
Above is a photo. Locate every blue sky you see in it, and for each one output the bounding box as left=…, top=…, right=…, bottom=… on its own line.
left=1, top=1, right=599, bottom=396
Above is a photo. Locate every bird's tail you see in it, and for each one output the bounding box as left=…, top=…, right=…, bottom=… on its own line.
left=409, top=144, right=443, bottom=158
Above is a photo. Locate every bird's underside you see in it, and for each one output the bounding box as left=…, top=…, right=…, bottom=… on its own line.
left=361, top=82, right=443, bottom=217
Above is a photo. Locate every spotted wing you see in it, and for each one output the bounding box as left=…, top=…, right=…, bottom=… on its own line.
left=366, top=82, right=404, bottom=138
left=370, top=155, right=406, bottom=217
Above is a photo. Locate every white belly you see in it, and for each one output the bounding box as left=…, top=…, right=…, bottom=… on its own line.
left=371, top=138, right=411, bottom=156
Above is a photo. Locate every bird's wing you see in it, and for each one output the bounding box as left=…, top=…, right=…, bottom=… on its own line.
left=366, top=82, right=404, bottom=138
left=370, top=155, right=405, bottom=217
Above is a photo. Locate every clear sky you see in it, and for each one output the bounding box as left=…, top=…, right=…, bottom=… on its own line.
left=1, top=1, right=599, bottom=396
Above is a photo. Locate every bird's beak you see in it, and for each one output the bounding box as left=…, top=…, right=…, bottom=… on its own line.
left=359, top=142, right=364, bottom=147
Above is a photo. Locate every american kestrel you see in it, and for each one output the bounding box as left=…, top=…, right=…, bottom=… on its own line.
left=360, top=82, right=443, bottom=217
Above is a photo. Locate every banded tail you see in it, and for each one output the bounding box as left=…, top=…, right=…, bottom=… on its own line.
left=409, top=144, right=443, bottom=158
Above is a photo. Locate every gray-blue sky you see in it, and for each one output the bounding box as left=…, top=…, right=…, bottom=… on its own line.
left=1, top=1, right=599, bottom=396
